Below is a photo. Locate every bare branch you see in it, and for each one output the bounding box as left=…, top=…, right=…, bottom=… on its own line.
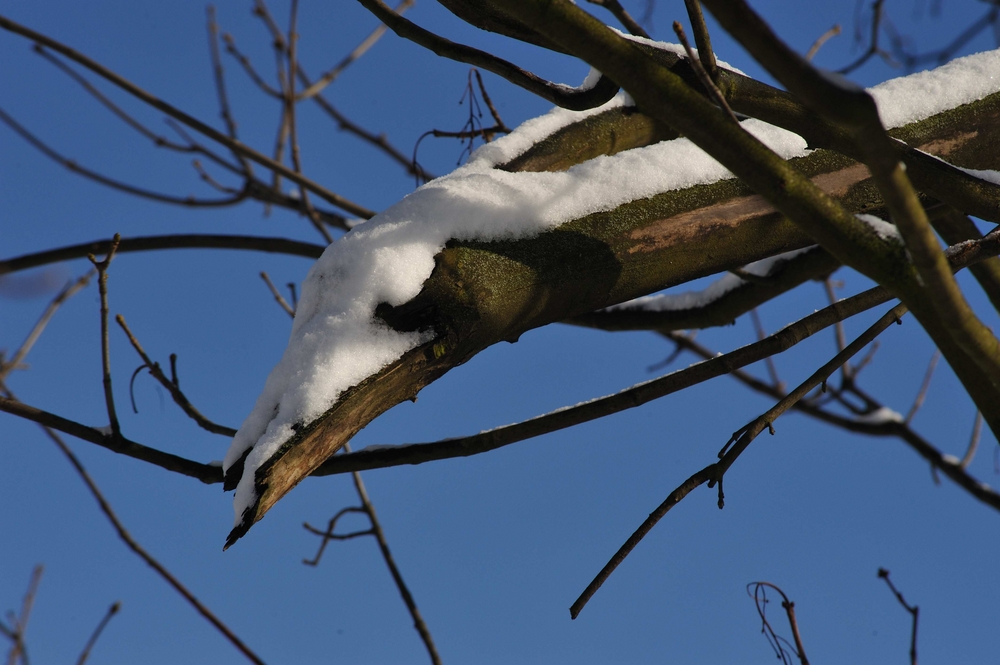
left=805, top=24, right=842, bottom=61
left=297, top=0, right=414, bottom=101
left=260, top=272, right=296, bottom=317
left=0, top=393, right=221, bottom=483
left=0, top=234, right=323, bottom=277
left=87, top=235, right=122, bottom=438
left=115, top=314, right=238, bottom=437
left=905, top=350, right=940, bottom=424
left=0, top=271, right=93, bottom=382
left=43, top=404, right=265, bottom=664
left=878, top=568, right=919, bottom=665
left=75, top=602, right=120, bottom=665
left=0, top=106, right=248, bottom=209
left=682, top=0, right=718, bottom=82
left=0, top=13, right=375, bottom=218
left=584, top=0, right=649, bottom=38
left=961, top=411, right=983, bottom=469
left=356, top=0, right=620, bottom=111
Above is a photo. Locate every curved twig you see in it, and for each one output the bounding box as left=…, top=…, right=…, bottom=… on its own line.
left=356, top=0, right=620, bottom=111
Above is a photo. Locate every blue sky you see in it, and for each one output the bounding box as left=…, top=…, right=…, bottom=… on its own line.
left=2, top=1, right=1000, bottom=663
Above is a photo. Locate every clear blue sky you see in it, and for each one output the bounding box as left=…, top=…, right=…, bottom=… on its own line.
left=2, top=1, right=999, bottom=663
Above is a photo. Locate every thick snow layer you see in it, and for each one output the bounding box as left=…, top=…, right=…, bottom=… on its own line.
left=870, top=49, right=1000, bottom=128
left=224, top=47, right=1000, bottom=525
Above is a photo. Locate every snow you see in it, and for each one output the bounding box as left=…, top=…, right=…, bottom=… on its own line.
left=606, top=246, right=816, bottom=313
left=855, top=213, right=903, bottom=244
left=870, top=49, right=1000, bottom=128
left=224, top=45, right=1000, bottom=525
left=855, top=406, right=905, bottom=425
left=941, top=454, right=961, bottom=466
left=960, top=167, right=1000, bottom=185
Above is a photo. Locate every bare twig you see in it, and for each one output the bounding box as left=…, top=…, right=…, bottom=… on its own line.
left=0, top=393, right=221, bottom=482
left=683, top=0, right=719, bottom=81
left=43, top=410, right=265, bottom=663
left=302, top=507, right=372, bottom=564
left=87, top=235, right=121, bottom=438
left=585, top=0, right=649, bottom=38
left=748, top=582, right=810, bottom=665
left=749, top=308, right=784, bottom=392
left=304, top=443, right=442, bottom=665
left=260, top=272, right=296, bottom=317
left=115, top=315, right=237, bottom=437
left=570, top=465, right=716, bottom=619
left=0, top=106, right=248, bottom=209
left=0, top=271, right=93, bottom=382
left=355, top=0, right=620, bottom=111
left=571, top=303, right=909, bottom=619
left=3, top=565, right=42, bottom=665
left=348, top=452, right=441, bottom=665
left=297, top=0, right=414, bottom=100
left=961, top=411, right=983, bottom=469
left=878, top=568, right=919, bottom=665
left=207, top=6, right=252, bottom=175
left=838, top=0, right=894, bottom=74
left=822, top=277, right=850, bottom=379
left=75, top=602, right=121, bottom=665
left=0, top=234, right=323, bottom=277
left=806, top=24, right=842, bottom=61
left=905, top=350, right=940, bottom=424
left=246, top=0, right=432, bottom=181
left=672, top=21, right=738, bottom=124
left=0, top=14, right=375, bottom=218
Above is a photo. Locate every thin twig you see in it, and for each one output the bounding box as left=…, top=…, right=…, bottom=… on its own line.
left=355, top=0, right=620, bottom=111
left=806, top=24, right=842, bottom=61
left=75, top=602, right=120, bottom=665
left=749, top=308, right=784, bottom=393
left=585, top=0, right=649, bottom=38
left=3, top=565, right=42, bottom=665
left=571, top=303, right=909, bottom=619
left=569, top=464, right=716, bottom=619
left=0, top=271, right=93, bottom=381
left=838, top=0, right=894, bottom=74
left=0, top=14, right=375, bottom=218
left=0, top=106, right=248, bottom=209
left=260, top=272, right=296, bottom=317
left=297, top=0, right=414, bottom=101
left=683, top=0, right=719, bottom=81
left=43, top=408, right=265, bottom=663
left=822, top=278, right=848, bottom=378
left=346, top=447, right=441, bottom=665
left=302, top=507, right=372, bottom=564
left=207, top=6, right=253, bottom=175
left=672, top=22, right=738, bottom=124
left=878, top=568, right=919, bottom=665
left=87, top=235, right=121, bottom=437
left=905, top=350, right=940, bottom=424
left=748, top=582, right=810, bottom=665
left=303, top=442, right=442, bottom=665
left=961, top=411, right=983, bottom=469
left=115, top=315, right=237, bottom=437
